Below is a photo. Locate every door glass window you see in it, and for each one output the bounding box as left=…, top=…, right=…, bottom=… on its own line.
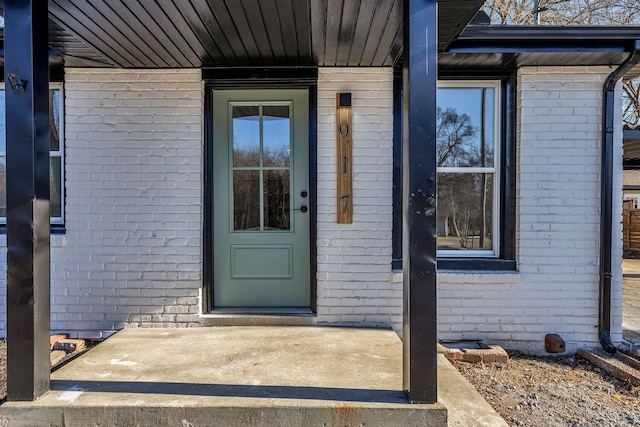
left=233, top=170, right=260, bottom=230
left=263, top=106, right=290, bottom=167
left=264, top=170, right=290, bottom=230
left=231, top=103, right=292, bottom=231
left=232, top=106, right=260, bottom=167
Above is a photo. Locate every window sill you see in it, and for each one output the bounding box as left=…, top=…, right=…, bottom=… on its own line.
left=392, top=258, right=516, bottom=271
left=438, top=258, right=516, bottom=271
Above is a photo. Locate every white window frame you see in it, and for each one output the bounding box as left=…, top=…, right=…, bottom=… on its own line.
left=0, top=82, right=64, bottom=225
left=437, top=80, right=501, bottom=258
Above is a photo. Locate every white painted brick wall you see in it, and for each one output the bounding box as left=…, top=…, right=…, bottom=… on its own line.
left=435, top=66, right=623, bottom=353
left=0, top=66, right=624, bottom=353
left=0, top=69, right=204, bottom=338
left=0, top=68, right=399, bottom=338
left=315, top=68, right=401, bottom=329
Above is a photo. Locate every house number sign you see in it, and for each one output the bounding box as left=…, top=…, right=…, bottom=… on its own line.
left=336, top=93, right=353, bottom=224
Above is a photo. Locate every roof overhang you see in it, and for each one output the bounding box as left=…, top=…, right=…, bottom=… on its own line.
left=0, top=0, right=484, bottom=69
left=441, top=25, right=640, bottom=74
left=451, top=25, right=640, bottom=51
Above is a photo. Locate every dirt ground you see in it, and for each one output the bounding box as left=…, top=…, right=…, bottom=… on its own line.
left=455, top=350, right=640, bottom=427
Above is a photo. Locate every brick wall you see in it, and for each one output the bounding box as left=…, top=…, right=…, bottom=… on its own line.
left=315, top=68, right=401, bottom=329
left=61, top=69, right=203, bottom=337
left=0, top=69, right=204, bottom=338
left=0, top=66, right=624, bottom=353
left=435, top=66, right=623, bottom=353
left=0, top=68, right=400, bottom=338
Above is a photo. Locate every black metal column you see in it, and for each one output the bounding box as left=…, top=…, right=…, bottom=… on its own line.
left=5, top=0, right=51, bottom=401
left=402, top=0, right=438, bottom=404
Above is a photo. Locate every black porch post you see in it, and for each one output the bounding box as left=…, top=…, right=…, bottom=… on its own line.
left=5, top=0, right=51, bottom=401
left=402, top=0, right=438, bottom=403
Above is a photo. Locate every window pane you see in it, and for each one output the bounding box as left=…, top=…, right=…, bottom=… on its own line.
left=0, top=90, right=5, bottom=154
left=233, top=106, right=260, bottom=167
left=50, top=156, right=62, bottom=218
left=0, top=157, right=5, bottom=218
left=264, top=170, right=290, bottom=230
left=233, top=170, right=260, bottom=230
left=263, top=106, right=290, bottom=167
left=50, top=89, right=61, bottom=151
left=437, top=173, right=494, bottom=251
left=437, top=88, right=495, bottom=168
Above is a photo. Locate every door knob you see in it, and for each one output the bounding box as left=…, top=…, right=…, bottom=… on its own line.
left=294, top=205, right=308, bottom=213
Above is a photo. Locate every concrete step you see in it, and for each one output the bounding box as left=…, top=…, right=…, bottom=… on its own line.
left=0, top=402, right=447, bottom=427
left=200, top=310, right=316, bottom=326
left=0, top=327, right=452, bottom=427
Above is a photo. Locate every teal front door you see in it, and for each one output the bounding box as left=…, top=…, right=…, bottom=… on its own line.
left=212, top=89, right=310, bottom=308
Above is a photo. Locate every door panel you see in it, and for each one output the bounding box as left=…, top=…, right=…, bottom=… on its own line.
left=231, top=245, right=293, bottom=279
left=213, top=89, right=310, bottom=308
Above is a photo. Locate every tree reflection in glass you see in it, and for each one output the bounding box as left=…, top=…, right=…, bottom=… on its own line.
left=264, top=170, right=290, bottom=230
left=233, top=170, right=260, bottom=230
left=437, top=88, right=494, bottom=168
left=233, top=106, right=260, bottom=167
left=437, top=86, right=496, bottom=252
left=231, top=104, right=292, bottom=231
left=263, top=106, right=290, bottom=167
left=438, top=174, right=493, bottom=250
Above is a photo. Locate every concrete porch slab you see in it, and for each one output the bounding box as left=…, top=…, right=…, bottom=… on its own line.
left=0, top=326, right=504, bottom=426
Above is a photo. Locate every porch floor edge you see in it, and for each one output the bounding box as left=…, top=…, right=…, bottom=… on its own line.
left=0, top=327, right=504, bottom=426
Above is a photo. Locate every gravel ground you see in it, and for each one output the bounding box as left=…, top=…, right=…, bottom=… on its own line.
left=455, top=350, right=640, bottom=427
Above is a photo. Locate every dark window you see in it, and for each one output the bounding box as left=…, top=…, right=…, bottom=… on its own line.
left=0, top=83, right=64, bottom=225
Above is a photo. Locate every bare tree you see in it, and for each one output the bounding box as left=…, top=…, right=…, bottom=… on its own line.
left=437, top=108, right=494, bottom=250
left=549, top=0, right=640, bottom=26
left=439, top=172, right=492, bottom=250
left=482, top=0, right=640, bottom=128
left=483, top=0, right=640, bottom=25
left=437, top=107, right=476, bottom=167
left=449, top=193, right=474, bottom=248
left=624, top=80, right=640, bottom=129
left=483, top=0, right=567, bottom=25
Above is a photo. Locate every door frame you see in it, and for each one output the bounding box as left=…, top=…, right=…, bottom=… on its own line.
left=202, top=68, right=318, bottom=314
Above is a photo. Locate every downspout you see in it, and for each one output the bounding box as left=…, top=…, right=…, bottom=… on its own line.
left=600, top=40, right=640, bottom=353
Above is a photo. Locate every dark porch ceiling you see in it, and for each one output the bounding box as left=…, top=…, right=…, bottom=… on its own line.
left=1, top=0, right=484, bottom=68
